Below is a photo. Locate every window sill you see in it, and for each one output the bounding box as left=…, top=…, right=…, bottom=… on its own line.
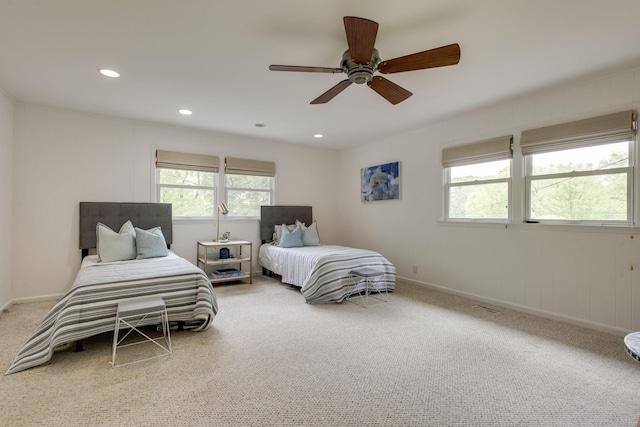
left=438, top=220, right=640, bottom=234
left=172, top=217, right=260, bottom=224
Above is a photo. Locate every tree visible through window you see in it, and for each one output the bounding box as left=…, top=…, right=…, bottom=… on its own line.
left=226, top=174, right=272, bottom=217
left=155, top=152, right=276, bottom=219
left=158, top=169, right=216, bottom=217
left=526, top=142, right=631, bottom=223
left=445, top=159, right=511, bottom=220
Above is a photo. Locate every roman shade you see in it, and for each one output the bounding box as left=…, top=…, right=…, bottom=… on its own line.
left=225, top=157, right=276, bottom=177
left=520, top=110, right=636, bottom=155
left=442, top=135, right=513, bottom=167
left=156, top=150, right=220, bottom=172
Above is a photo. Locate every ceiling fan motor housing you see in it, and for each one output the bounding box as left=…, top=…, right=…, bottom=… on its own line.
left=341, top=49, right=381, bottom=84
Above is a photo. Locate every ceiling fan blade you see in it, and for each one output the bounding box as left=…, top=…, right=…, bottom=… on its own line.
left=269, top=65, right=344, bottom=73
left=310, top=79, right=352, bottom=104
left=378, top=43, right=461, bottom=74
left=367, top=76, right=412, bottom=105
left=343, top=16, right=379, bottom=64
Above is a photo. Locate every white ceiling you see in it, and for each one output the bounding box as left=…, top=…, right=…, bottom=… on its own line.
left=1, top=0, right=640, bottom=150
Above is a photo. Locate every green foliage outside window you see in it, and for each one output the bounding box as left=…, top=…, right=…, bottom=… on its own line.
left=528, top=146, right=629, bottom=221
left=226, top=174, right=272, bottom=217
left=157, top=166, right=273, bottom=219
left=226, top=174, right=271, bottom=189
left=449, top=182, right=509, bottom=219
left=159, top=169, right=214, bottom=186
left=158, top=169, right=216, bottom=217
left=227, top=190, right=271, bottom=217
left=447, top=159, right=510, bottom=219
left=530, top=174, right=627, bottom=221
left=447, top=142, right=631, bottom=222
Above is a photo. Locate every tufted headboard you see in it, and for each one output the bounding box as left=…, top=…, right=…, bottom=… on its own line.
left=79, top=202, right=173, bottom=257
left=260, top=205, right=312, bottom=243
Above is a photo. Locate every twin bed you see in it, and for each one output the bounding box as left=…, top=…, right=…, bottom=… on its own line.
left=7, top=203, right=395, bottom=374
left=258, top=205, right=396, bottom=304
left=6, top=202, right=217, bottom=375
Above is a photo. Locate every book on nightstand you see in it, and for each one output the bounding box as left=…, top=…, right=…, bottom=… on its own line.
left=211, top=268, right=244, bottom=279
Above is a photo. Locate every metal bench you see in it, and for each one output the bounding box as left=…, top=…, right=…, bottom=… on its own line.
left=346, top=267, right=388, bottom=307
left=111, top=296, right=172, bottom=367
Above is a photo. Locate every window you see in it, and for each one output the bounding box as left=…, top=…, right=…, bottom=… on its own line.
left=522, top=111, right=636, bottom=225
left=158, top=168, right=217, bottom=217
left=155, top=152, right=276, bottom=219
left=446, top=159, right=511, bottom=219
left=224, top=157, right=275, bottom=217
left=226, top=174, right=273, bottom=217
left=156, top=150, right=219, bottom=218
left=443, top=135, right=513, bottom=221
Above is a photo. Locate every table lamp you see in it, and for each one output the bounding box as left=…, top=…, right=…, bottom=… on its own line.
left=216, top=202, right=229, bottom=242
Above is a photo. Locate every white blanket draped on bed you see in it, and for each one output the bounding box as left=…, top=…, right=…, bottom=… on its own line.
left=6, top=253, right=217, bottom=375
left=259, top=244, right=395, bottom=304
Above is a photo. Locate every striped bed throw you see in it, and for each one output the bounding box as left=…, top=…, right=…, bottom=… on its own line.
left=259, top=244, right=396, bottom=304
left=6, top=255, right=217, bottom=375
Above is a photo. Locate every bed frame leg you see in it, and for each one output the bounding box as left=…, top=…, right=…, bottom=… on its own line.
left=75, top=340, right=84, bottom=352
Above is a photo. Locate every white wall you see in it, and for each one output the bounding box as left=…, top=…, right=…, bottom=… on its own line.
left=12, top=104, right=340, bottom=299
left=9, top=64, right=640, bottom=336
left=339, top=63, right=640, bottom=335
left=0, top=89, right=13, bottom=309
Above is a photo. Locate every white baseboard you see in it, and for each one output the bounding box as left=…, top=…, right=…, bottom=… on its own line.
left=10, top=294, right=63, bottom=305
left=397, top=275, right=630, bottom=337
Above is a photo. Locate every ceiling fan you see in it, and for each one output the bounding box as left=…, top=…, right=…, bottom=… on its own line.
left=269, top=16, right=461, bottom=105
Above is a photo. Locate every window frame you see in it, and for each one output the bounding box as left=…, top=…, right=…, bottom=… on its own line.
left=523, top=140, right=635, bottom=225
left=156, top=168, right=219, bottom=219
left=222, top=172, right=275, bottom=219
left=444, top=158, right=513, bottom=222
left=154, top=152, right=276, bottom=221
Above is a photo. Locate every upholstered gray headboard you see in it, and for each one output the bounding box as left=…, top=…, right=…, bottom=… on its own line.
left=79, top=202, right=173, bottom=255
left=260, top=205, right=312, bottom=242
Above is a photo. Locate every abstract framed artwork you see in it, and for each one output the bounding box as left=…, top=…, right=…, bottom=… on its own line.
left=361, top=161, right=400, bottom=202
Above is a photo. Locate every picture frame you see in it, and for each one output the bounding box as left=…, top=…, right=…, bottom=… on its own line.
left=361, top=161, right=400, bottom=202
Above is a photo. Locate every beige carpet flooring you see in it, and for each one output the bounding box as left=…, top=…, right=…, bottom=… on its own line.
left=1, top=277, right=639, bottom=426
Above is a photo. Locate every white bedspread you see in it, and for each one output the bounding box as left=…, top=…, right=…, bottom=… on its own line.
left=259, top=244, right=395, bottom=303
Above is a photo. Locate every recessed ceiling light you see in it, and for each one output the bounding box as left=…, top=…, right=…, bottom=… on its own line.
left=98, top=68, right=120, bottom=78
left=314, top=134, right=324, bottom=138
left=179, top=109, right=193, bottom=115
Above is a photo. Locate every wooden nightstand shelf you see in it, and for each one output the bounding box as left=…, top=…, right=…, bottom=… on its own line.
left=197, top=240, right=253, bottom=284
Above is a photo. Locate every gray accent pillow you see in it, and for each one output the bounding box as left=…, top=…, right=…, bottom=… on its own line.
left=96, top=220, right=136, bottom=262
left=135, top=226, right=169, bottom=259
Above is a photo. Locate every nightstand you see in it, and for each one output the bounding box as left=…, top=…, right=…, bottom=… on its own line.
left=197, top=240, right=252, bottom=284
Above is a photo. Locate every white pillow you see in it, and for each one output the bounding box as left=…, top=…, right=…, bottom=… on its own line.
left=135, top=227, right=169, bottom=259
left=297, top=220, right=321, bottom=246
left=96, top=220, right=136, bottom=262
